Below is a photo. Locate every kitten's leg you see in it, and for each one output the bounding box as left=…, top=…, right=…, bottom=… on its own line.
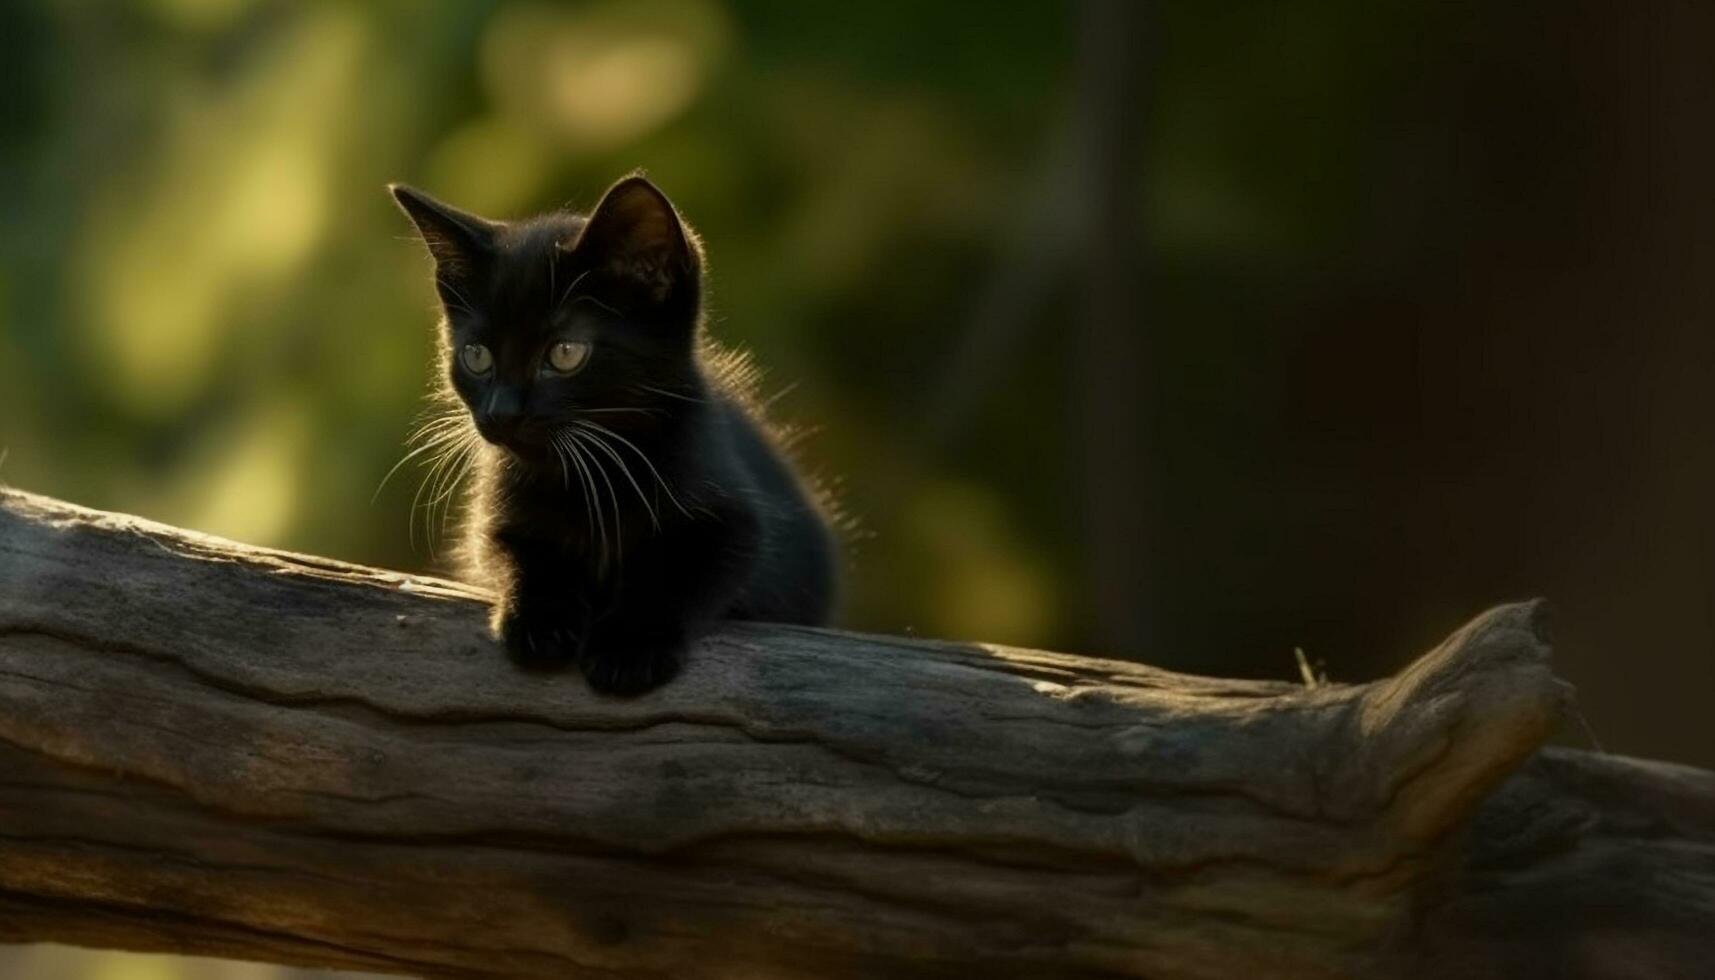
left=492, top=543, right=589, bottom=670
left=577, top=514, right=757, bottom=695
left=577, top=612, right=688, bottom=695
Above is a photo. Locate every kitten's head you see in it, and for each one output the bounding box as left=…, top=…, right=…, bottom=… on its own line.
left=390, top=175, right=703, bottom=458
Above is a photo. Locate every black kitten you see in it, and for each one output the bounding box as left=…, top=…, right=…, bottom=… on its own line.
left=390, top=174, right=838, bottom=694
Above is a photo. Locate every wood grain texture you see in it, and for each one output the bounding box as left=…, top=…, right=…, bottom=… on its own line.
left=0, top=487, right=1710, bottom=979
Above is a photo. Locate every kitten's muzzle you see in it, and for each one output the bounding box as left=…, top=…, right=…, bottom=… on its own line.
left=474, top=388, right=528, bottom=446
left=474, top=409, right=526, bottom=446
left=473, top=416, right=557, bottom=462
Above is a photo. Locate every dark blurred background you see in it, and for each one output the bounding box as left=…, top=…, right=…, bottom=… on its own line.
left=1, top=5, right=1712, bottom=971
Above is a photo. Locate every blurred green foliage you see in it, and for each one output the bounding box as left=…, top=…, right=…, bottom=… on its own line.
left=0, top=0, right=1092, bottom=647
left=1, top=0, right=1458, bottom=652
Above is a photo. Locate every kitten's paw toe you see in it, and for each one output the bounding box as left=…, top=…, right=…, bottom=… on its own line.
left=500, top=609, right=581, bottom=671
left=578, top=640, right=684, bottom=696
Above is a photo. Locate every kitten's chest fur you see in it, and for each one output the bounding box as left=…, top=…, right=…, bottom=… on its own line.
left=456, top=390, right=833, bottom=625
left=460, top=415, right=709, bottom=582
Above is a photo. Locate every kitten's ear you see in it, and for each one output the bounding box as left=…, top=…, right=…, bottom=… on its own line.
left=567, top=175, right=698, bottom=305
left=389, top=183, right=497, bottom=279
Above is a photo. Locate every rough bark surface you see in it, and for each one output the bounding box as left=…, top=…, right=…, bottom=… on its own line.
left=0, top=488, right=1710, bottom=979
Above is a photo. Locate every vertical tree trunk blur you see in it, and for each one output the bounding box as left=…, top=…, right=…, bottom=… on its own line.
left=1075, top=0, right=1152, bottom=656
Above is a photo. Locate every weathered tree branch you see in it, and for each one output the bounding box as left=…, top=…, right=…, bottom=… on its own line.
left=0, top=488, right=1710, bottom=979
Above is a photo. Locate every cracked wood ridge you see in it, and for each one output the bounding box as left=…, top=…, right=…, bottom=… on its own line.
left=0, top=487, right=1712, bottom=979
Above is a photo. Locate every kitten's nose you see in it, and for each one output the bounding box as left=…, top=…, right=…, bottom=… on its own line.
left=476, top=388, right=525, bottom=443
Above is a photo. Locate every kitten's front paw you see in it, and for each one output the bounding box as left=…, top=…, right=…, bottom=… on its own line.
left=499, top=605, right=583, bottom=671
left=578, top=633, right=685, bottom=696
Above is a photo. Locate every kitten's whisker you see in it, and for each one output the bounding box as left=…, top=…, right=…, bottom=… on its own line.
left=418, top=438, right=460, bottom=511
left=550, top=435, right=571, bottom=491
left=556, top=433, right=598, bottom=552
left=556, top=269, right=592, bottom=311
left=417, top=448, right=460, bottom=558
left=414, top=429, right=478, bottom=559
left=437, top=278, right=479, bottom=318
left=428, top=434, right=476, bottom=512
left=406, top=407, right=461, bottom=425
left=570, top=430, right=625, bottom=565
left=373, top=422, right=468, bottom=503
left=762, top=381, right=801, bottom=410
left=563, top=433, right=612, bottom=569
left=574, top=420, right=693, bottom=520
left=406, top=416, right=468, bottom=441
left=575, top=427, right=660, bottom=529
left=435, top=432, right=483, bottom=554
left=373, top=433, right=455, bottom=503
left=573, top=293, right=622, bottom=318
left=635, top=384, right=706, bottom=404
left=576, top=406, right=666, bottom=417
left=408, top=437, right=461, bottom=555
left=590, top=437, right=626, bottom=564
left=407, top=431, right=466, bottom=521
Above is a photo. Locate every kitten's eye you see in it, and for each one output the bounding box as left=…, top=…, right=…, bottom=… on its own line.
left=545, top=340, right=591, bottom=375
left=460, top=343, right=493, bottom=375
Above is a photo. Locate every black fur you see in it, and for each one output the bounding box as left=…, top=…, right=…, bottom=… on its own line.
left=391, top=175, right=838, bottom=694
